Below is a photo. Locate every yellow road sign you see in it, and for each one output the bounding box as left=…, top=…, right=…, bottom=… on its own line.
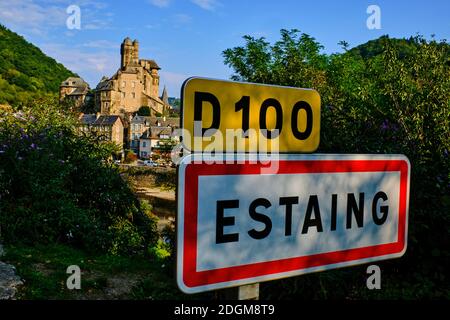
left=181, top=77, right=321, bottom=153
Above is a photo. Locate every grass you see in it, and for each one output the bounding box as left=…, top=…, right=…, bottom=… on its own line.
left=2, top=243, right=209, bottom=300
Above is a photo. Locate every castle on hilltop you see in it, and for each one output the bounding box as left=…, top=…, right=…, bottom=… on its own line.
left=95, top=37, right=168, bottom=116
left=59, top=38, right=179, bottom=160
left=60, top=37, right=170, bottom=117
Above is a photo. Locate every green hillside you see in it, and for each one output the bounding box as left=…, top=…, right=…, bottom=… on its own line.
left=0, top=24, right=76, bottom=107
left=347, top=34, right=450, bottom=61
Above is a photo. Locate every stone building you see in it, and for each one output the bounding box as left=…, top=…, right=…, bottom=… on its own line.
left=129, top=115, right=180, bottom=157
left=60, top=77, right=90, bottom=109
left=78, top=113, right=124, bottom=150
left=94, top=38, right=169, bottom=116
left=139, top=126, right=174, bottom=159
left=129, top=114, right=150, bottom=153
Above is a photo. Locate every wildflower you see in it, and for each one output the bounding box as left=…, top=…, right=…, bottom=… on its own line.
left=380, top=119, right=389, bottom=131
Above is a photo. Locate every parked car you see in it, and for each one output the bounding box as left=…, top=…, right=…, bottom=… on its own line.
left=143, top=160, right=157, bottom=167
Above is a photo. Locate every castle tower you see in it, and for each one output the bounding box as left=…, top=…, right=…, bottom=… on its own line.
left=132, top=40, right=139, bottom=65
left=120, top=37, right=133, bottom=68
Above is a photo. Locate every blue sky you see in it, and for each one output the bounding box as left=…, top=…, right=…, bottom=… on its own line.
left=0, top=0, right=449, bottom=98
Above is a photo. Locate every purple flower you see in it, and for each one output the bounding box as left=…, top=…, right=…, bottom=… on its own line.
left=380, top=119, right=389, bottom=131
left=30, top=143, right=37, bottom=149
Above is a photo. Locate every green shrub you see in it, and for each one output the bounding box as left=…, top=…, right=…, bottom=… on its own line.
left=223, top=31, right=450, bottom=298
left=124, top=150, right=138, bottom=163
left=137, top=106, right=151, bottom=116
left=0, top=98, right=158, bottom=255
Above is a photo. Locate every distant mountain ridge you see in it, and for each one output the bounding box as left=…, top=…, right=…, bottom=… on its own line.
left=0, top=24, right=76, bottom=107
left=347, top=34, right=450, bottom=60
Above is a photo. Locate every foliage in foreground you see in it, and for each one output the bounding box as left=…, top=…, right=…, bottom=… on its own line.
left=3, top=243, right=196, bottom=300
left=0, top=99, right=158, bottom=256
left=223, top=31, right=450, bottom=299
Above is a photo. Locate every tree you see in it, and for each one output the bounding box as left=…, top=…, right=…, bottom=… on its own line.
left=223, top=29, right=328, bottom=92
left=223, top=30, right=450, bottom=299
left=137, top=106, right=151, bottom=116
left=0, top=24, right=75, bottom=107
left=0, top=98, right=158, bottom=255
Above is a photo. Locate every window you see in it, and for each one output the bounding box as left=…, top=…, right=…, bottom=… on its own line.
left=132, top=92, right=136, bottom=99
left=131, top=81, right=135, bottom=88
left=121, top=81, right=126, bottom=88
left=142, top=141, right=147, bottom=148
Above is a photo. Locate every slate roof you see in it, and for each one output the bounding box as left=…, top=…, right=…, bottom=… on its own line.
left=79, top=114, right=122, bottom=126
left=130, top=115, right=147, bottom=124
left=95, top=76, right=112, bottom=90
left=139, top=126, right=172, bottom=140
left=95, top=115, right=122, bottom=126
left=61, top=77, right=88, bottom=87
left=69, top=87, right=88, bottom=95
left=79, top=114, right=97, bottom=125
left=150, top=126, right=172, bottom=137
left=140, top=59, right=160, bottom=70
left=135, top=116, right=180, bottom=127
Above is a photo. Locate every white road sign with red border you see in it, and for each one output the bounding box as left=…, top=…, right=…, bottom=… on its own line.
left=176, top=154, right=410, bottom=293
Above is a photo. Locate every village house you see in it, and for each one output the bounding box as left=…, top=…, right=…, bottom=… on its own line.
left=78, top=113, right=124, bottom=151
left=59, top=77, right=90, bottom=109
left=139, top=126, right=174, bottom=159
left=129, top=115, right=180, bottom=158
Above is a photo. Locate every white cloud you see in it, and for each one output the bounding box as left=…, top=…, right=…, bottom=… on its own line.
left=0, top=0, right=66, bottom=32
left=0, top=0, right=112, bottom=35
left=191, top=0, right=221, bottom=11
left=149, top=0, right=171, bottom=8
left=172, top=13, right=192, bottom=24
left=83, top=19, right=111, bottom=30
left=82, top=40, right=118, bottom=49
left=40, top=42, right=118, bottom=87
